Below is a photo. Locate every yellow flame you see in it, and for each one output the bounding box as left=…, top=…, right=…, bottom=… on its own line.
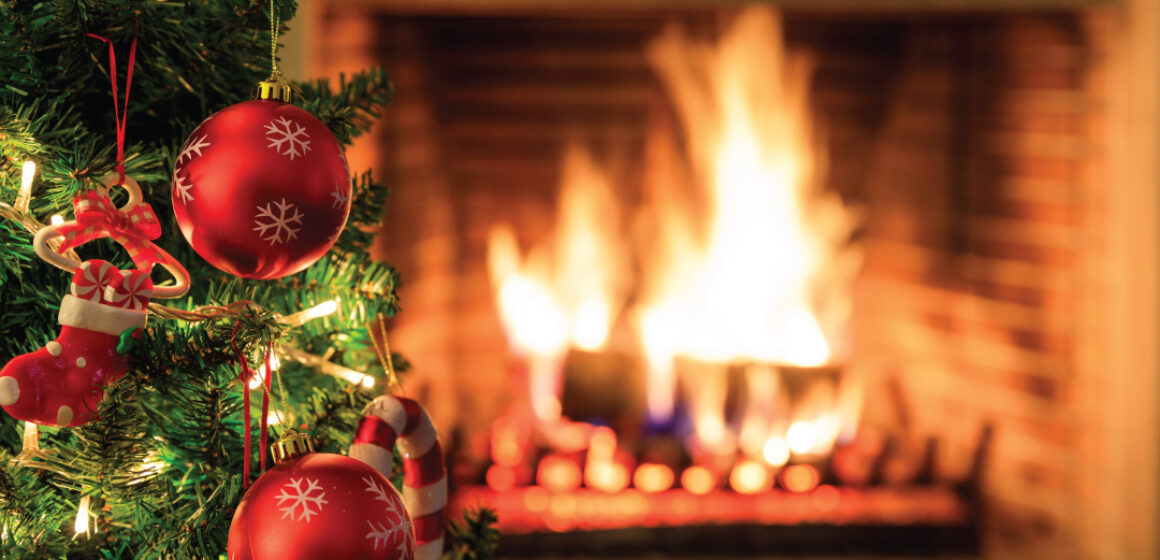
left=637, top=6, right=860, bottom=425
left=762, top=436, right=790, bottom=467
left=487, top=143, right=626, bottom=357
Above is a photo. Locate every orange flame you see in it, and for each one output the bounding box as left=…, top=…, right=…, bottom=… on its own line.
left=487, top=143, right=627, bottom=356
left=487, top=144, right=628, bottom=422
left=638, top=6, right=860, bottom=424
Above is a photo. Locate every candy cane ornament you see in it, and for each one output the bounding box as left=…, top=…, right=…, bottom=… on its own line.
left=351, top=395, right=448, bottom=560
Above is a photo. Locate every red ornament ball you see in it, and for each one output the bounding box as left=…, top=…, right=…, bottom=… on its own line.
left=172, top=100, right=351, bottom=279
left=228, top=452, right=415, bottom=560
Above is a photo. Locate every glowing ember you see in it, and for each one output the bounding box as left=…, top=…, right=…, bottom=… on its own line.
left=538, top=454, right=583, bottom=493
left=813, top=485, right=841, bottom=511
left=490, top=410, right=532, bottom=467
left=487, top=465, right=518, bottom=492
left=782, top=464, right=821, bottom=493
left=680, top=466, right=717, bottom=495
left=633, top=463, right=676, bottom=493
left=523, top=487, right=551, bottom=512
left=584, top=426, right=632, bottom=493
left=730, top=460, right=773, bottom=495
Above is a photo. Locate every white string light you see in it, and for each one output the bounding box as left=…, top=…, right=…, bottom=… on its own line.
left=49, top=214, right=64, bottom=226
left=280, top=299, right=339, bottom=326
left=73, top=496, right=91, bottom=536
left=276, top=343, right=376, bottom=388
left=16, top=161, right=35, bottom=212
left=249, top=353, right=282, bottom=389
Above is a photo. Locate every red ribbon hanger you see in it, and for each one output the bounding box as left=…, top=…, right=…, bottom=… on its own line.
left=55, top=189, right=166, bottom=270
left=87, top=20, right=138, bottom=184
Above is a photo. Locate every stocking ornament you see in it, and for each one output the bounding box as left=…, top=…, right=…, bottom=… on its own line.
left=0, top=174, right=190, bottom=427
left=228, top=395, right=448, bottom=560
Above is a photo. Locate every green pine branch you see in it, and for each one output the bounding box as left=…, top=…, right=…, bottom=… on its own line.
left=0, top=0, right=493, bottom=558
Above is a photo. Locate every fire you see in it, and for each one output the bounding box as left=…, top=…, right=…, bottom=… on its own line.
left=483, top=6, right=864, bottom=495
left=730, top=460, right=773, bottom=495
left=680, top=466, right=717, bottom=495
left=633, top=463, right=675, bottom=493
left=639, top=6, right=860, bottom=422
left=584, top=427, right=631, bottom=493
left=487, top=143, right=626, bottom=356
left=487, top=143, right=628, bottom=421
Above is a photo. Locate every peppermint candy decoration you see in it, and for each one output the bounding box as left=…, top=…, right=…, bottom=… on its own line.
left=104, top=270, right=153, bottom=310
left=70, top=260, right=119, bottom=303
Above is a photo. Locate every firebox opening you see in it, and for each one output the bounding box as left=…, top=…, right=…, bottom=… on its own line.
left=309, top=1, right=1145, bottom=558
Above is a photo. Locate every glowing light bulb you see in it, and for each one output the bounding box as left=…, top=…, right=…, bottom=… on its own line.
left=282, top=299, right=339, bottom=326
left=16, top=161, right=35, bottom=211
left=74, top=496, right=91, bottom=535
left=249, top=354, right=282, bottom=389
left=329, top=365, right=374, bottom=388
left=49, top=214, right=64, bottom=226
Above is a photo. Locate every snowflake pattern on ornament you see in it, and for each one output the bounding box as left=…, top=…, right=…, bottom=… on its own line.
left=330, top=181, right=351, bottom=209
left=174, top=173, right=194, bottom=204
left=265, top=117, right=311, bottom=160
left=173, top=133, right=210, bottom=204
left=275, top=477, right=328, bottom=523
left=253, top=199, right=304, bottom=245
left=362, top=476, right=415, bottom=557
left=178, top=134, right=211, bottom=163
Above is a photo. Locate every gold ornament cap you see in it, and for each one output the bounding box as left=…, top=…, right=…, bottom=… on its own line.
left=252, top=75, right=292, bottom=103
left=271, top=432, right=314, bottom=464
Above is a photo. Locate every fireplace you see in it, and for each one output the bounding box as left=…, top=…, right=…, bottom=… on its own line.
left=299, top=1, right=1160, bottom=558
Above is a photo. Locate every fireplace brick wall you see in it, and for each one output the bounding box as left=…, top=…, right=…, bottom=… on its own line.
left=312, top=5, right=1110, bottom=558
left=854, top=14, right=1108, bottom=558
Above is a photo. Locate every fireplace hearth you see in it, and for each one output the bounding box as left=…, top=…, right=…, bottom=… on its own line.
left=300, top=1, right=1160, bottom=558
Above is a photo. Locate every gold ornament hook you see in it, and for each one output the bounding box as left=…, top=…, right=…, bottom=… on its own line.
left=270, top=431, right=314, bottom=464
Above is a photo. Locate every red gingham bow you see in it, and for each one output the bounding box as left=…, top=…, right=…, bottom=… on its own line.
left=57, top=189, right=165, bottom=270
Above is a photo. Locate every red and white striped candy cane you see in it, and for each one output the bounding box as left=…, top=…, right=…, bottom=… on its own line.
left=350, top=395, right=446, bottom=560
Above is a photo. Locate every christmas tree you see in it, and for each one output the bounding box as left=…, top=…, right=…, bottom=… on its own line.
left=0, top=1, right=496, bottom=558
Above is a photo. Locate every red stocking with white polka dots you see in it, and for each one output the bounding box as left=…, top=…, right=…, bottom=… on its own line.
left=0, top=260, right=153, bottom=427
